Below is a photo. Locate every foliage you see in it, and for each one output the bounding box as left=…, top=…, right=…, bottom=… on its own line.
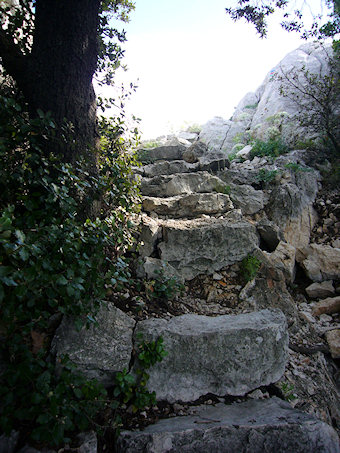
left=284, top=162, right=312, bottom=173
left=112, top=335, right=167, bottom=416
left=244, top=102, right=259, bottom=109
left=250, top=138, right=289, bottom=159
left=215, top=184, right=232, bottom=195
left=256, top=168, right=278, bottom=183
left=277, top=43, right=340, bottom=156
left=185, top=123, right=202, bottom=133
left=145, top=265, right=184, bottom=301
left=0, top=91, right=140, bottom=445
left=226, top=0, right=339, bottom=40
left=0, top=351, right=107, bottom=446
left=240, top=254, right=261, bottom=282
left=0, top=0, right=135, bottom=86
left=279, top=381, right=297, bottom=402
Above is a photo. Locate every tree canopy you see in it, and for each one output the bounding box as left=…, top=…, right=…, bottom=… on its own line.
left=226, top=0, right=340, bottom=39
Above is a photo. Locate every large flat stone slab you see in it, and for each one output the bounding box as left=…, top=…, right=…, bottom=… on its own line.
left=140, top=171, right=227, bottom=197
left=117, top=397, right=339, bottom=453
left=158, top=214, right=259, bottom=280
left=134, top=309, right=288, bottom=402
left=141, top=160, right=200, bottom=177
left=52, top=303, right=135, bottom=386
left=142, top=193, right=233, bottom=218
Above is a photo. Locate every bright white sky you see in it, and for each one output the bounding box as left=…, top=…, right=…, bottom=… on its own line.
left=99, top=0, right=326, bottom=139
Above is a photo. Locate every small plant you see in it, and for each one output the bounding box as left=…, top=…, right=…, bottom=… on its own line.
left=279, top=382, right=297, bottom=402
left=145, top=265, right=184, bottom=301
left=112, top=335, right=167, bottom=415
left=284, top=162, right=312, bottom=173
left=185, top=123, right=202, bottom=133
left=240, top=254, right=261, bottom=282
left=250, top=138, right=288, bottom=160
left=215, top=184, right=231, bottom=195
left=244, top=102, right=259, bottom=109
left=256, top=168, right=278, bottom=183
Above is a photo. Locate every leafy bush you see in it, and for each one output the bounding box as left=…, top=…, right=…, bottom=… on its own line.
left=112, top=335, right=167, bottom=417
left=284, top=162, right=312, bottom=173
left=0, top=93, right=140, bottom=446
left=240, top=255, right=261, bottom=282
left=256, top=168, right=278, bottom=183
left=249, top=138, right=288, bottom=159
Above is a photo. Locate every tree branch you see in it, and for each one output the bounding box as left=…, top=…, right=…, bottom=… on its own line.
left=0, top=28, right=26, bottom=83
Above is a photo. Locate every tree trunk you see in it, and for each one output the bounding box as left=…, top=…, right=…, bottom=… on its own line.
left=2, top=0, right=101, bottom=164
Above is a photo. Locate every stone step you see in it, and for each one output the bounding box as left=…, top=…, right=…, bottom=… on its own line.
left=140, top=171, right=230, bottom=199
left=137, top=160, right=200, bottom=177
left=116, top=397, right=340, bottom=453
left=134, top=309, right=288, bottom=402
left=142, top=193, right=233, bottom=218
left=157, top=213, right=259, bottom=280
left=135, top=157, right=229, bottom=178
left=137, top=139, right=188, bottom=163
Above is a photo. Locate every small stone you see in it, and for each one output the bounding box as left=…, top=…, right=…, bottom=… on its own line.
left=213, top=272, right=223, bottom=280
left=312, top=296, right=340, bottom=317
left=320, top=314, right=333, bottom=323
left=173, top=403, right=184, bottom=412
left=300, top=311, right=316, bottom=323
left=247, top=389, right=266, bottom=399
left=305, top=281, right=335, bottom=299
left=325, top=329, right=340, bottom=358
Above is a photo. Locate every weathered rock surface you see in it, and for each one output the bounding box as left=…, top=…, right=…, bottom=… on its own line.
left=52, top=304, right=135, bottom=385
left=297, top=244, right=340, bottom=282
left=228, top=183, right=268, bottom=215
left=140, top=171, right=227, bottom=198
left=158, top=214, right=259, bottom=280
left=142, top=193, right=233, bottom=218
left=117, top=397, right=340, bottom=453
left=137, top=138, right=188, bottom=163
left=312, top=296, right=340, bottom=317
left=306, top=281, right=335, bottom=299
left=325, top=329, right=340, bottom=359
left=140, top=159, right=199, bottom=177
left=134, top=309, right=288, bottom=402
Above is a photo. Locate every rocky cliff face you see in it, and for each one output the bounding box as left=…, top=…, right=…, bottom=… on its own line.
left=199, top=42, right=338, bottom=158
left=47, top=43, right=340, bottom=452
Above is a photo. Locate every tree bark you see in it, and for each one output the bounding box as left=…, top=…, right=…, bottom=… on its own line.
left=1, top=0, right=101, bottom=164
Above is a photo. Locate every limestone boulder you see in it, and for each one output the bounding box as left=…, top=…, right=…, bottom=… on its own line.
left=52, top=303, right=135, bottom=386
left=139, top=216, right=162, bottom=257
left=199, top=116, right=231, bottom=156
left=116, top=397, right=339, bottom=453
left=296, top=244, right=340, bottom=282
left=142, top=193, right=233, bottom=218
left=140, top=160, right=199, bottom=177
left=140, top=172, right=228, bottom=198
left=228, top=183, right=268, bottom=215
left=158, top=213, right=259, bottom=280
left=263, top=241, right=296, bottom=283
left=134, top=309, right=288, bottom=402
left=137, top=137, right=188, bottom=163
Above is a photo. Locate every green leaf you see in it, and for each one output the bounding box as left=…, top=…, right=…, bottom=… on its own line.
left=56, top=276, right=68, bottom=285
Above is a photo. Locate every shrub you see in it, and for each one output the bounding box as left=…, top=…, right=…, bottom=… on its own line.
left=250, top=138, right=288, bottom=159
left=256, top=168, right=278, bottom=183
left=240, top=255, right=261, bottom=282
left=0, top=93, right=140, bottom=446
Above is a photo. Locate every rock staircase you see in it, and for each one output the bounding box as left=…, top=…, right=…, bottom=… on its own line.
left=51, top=135, right=340, bottom=452
left=103, top=138, right=340, bottom=452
